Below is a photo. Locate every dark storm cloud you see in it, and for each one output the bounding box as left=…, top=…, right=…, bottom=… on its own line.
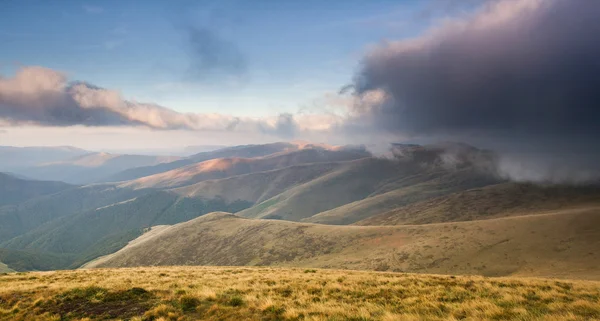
left=348, top=0, right=600, bottom=183
left=352, top=0, right=600, bottom=148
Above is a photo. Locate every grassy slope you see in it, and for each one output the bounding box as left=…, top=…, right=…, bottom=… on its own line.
left=1, top=192, right=252, bottom=270
left=2, top=267, right=599, bottom=321
left=106, top=142, right=301, bottom=182
left=0, top=172, right=74, bottom=207
left=87, top=208, right=600, bottom=280
left=0, top=261, right=13, bottom=273
left=303, top=168, right=500, bottom=225
left=238, top=158, right=500, bottom=222
left=237, top=158, right=406, bottom=221
left=120, top=148, right=370, bottom=190
left=355, top=182, right=600, bottom=226
left=172, top=162, right=343, bottom=204
left=0, top=184, right=154, bottom=243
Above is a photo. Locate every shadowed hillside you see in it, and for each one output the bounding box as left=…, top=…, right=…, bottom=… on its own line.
left=237, top=152, right=499, bottom=222
left=86, top=208, right=600, bottom=280
left=0, top=184, right=155, bottom=243
left=0, top=173, right=74, bottom=206
left=356, top=182, right=600, bottom=226
left=1, top=192, right=252, bottom=270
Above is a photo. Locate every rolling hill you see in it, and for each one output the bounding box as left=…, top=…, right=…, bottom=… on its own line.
left=171, top=162, right=344, bottom=204
left=0, top=183, right=155, bottom=243
left=106, top=142, right=305, bottom=182
left=0, top=191, right=252, bottom=270
left=119, top=145, right=370, bottom=190
left=355, top=182, right=600, bottom=226
left=237, top=155, right=499, bottom=222
left=0, top=172, right=74, bottom=206
left=3, top=141, right=600, bottom=280
left=86, top=207, right=600, bottom=280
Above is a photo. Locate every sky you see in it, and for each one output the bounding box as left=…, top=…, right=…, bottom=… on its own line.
left=1, top=0, right=599, bottom=177
left=0, top=0, right=435, bottom=117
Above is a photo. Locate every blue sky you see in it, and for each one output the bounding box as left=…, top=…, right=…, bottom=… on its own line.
left=0, top=0, right=434, bottom=117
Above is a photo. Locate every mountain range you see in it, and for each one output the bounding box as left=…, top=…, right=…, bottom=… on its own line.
left=0, top=141, right=599, bottom=280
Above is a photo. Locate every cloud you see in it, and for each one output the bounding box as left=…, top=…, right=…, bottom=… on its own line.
left=259, top=113, right=298, bottom=138
left=184, top=26, right=247, bottom=80
left=0, top=66, right=334, bottom=138
left=347, top=0, right=600, bottom=182
left=83, top=5, right=104, bottom=14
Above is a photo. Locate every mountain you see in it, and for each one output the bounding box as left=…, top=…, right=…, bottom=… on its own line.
left=355, top=182, right=600, bottom=226
left=84, top=207, right=600, bottom=280
left=1, top=191, right=252, bottom=269
left=0, top=145, right=88, bottom=170
left=0, top=172, right=74, bottom=206
left=107, top=142, right=303, bottom=182
left=0, top=146, right=370, bottom=270
left=171, top=162, right=343, bottom=205
left=237, top=151, right=499, bottom=222
left=121, top=147, right=371, bottom=190
left=3, top=140, right=599, bottom=279
left=0, top=183, right=155, bottom=243
left=20, top=152, right=182, bottom=184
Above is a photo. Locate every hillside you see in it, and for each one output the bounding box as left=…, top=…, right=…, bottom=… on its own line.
left=0, top=260, right=12, bottom=273
left=107, top=142, right=304, bottom=182
left=237, top=155, right=499, bottom=222
left=120, top=147, right=370, bottom=190
left=86, top=208, right=600, bottom=280
left=302, top=168, right=501, bottom=225
left=0, top=183, right=155, bottom=243
left=356, top=182, right=600, bottom=226
left=1, top=192, right=251, bottom=270
left=22, top=152, right=181, bottom=184
left=3, top=267, right=600, bottom=321
left=0, top=172, right=74, bottom=206
left=171, top=162, right=343, bottom=204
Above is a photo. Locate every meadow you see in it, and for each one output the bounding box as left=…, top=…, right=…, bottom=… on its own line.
left=1, top=266, right=599, bottom=320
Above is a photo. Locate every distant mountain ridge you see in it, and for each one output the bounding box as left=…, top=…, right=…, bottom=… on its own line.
left=0, top=145, right=89, bottom=170
left=20, top=152, right=182, bottom=184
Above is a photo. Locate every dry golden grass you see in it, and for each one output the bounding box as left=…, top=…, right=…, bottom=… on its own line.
left=1, top=266, right=599, bottom=321
left=85, top=209, right=600, bottom=280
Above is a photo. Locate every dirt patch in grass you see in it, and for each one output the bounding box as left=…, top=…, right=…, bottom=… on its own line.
left=40, top=286, right=154, bottom=319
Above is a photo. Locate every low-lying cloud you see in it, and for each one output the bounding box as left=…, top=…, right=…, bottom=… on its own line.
left=0, top=66, right=333, bottom=138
